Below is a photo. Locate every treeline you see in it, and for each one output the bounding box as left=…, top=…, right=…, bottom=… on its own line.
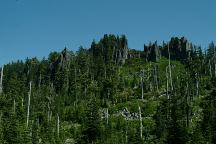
left=0, top=34, right=216, bottom=143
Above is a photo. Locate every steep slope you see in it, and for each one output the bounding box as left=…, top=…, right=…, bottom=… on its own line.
left=0, top=35, right=215, bottom=143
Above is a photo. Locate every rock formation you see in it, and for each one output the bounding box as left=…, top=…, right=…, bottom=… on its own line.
left=144, top=41, right=161, bottom=62
left=90, top=34, right=129, bottom=65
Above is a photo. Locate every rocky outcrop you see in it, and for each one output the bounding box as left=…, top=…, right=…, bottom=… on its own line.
left=90, top=34, right=129, bottom=65
left=143, top=37, right=192, bottom=62
left=50, top=48, right=73, bottom=70
left=49, top=48, right=73, bottom=83
left=144, top=41, right=161, bottom=62
left=114, top=107, right=139, bottom=120
left=57, top=48, right=73, bottom=67
left=161, top=37, right=190, bottom=61
left=117, top=45, right=128, bottom=65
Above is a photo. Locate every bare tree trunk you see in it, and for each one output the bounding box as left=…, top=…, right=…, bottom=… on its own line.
left=214, top=47, right=216, bottom=76
left=26, top=81, right=32, bottom=128
left=106, top=89, right=109, bottom=100
left=104, top=66, right=107, bottom=79
left=57, top=114, right=60, bottom=137
left=39, top=73, right=41, bottom=89
left=0, top=112, right=2, bottom=123
left=0, top=65, right=4, bottom=93
left=13, top=99, right=16, bottom=113
left=196, top=73, right=199, bottom=97
left=84, top=86, right=87, bottom=97
left=66, top=68, right=69, bottom=94
left=48, top=102, right=50, bottom=122
left=112, top=46, right=116, bottom=62
left=115, top=50, right=118, bottom=65
left=21, top=98, right=24, bottom=108
left=168, top=44, right=173, bottom=91
left=0, top=65, right=3, bottom=86
left=75, top=67, right=77, bottom=101
left=215, top=63, right=216, bottom=77
left=138, top=106, right=143, bottom=139
left=186, top=81, right=189, bottom=127
left=141, top=75, right=144, bottom=100
left=125, top=129, right=128, bottom=144
left=166, top=66, right=169, bottom=99
left=154, top=66, right=159, bottom=93
left=148, top=63, right=153, bottom=92
left=106, top=108, right=109, bottom=125
left=209, top=60, right=212, bottom=77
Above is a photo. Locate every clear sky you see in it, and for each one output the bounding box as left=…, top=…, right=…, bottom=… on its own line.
left=0, top=0, right=215, bottom=65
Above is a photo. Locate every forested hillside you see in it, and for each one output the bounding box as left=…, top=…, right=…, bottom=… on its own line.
left=0, top=34, right=216, bottom=144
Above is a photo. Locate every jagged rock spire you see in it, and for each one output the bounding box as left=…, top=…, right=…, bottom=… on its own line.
left=90, top=34, right=129, bottom=65
left=144, top=41, right=161, bottom=62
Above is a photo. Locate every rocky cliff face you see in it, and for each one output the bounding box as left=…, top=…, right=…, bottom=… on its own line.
left=49, top=48, right=73, bottom=80
left=57, top=48, right=73, bottom=67
left=90, top=34, right=129, bottom=65
left=117, top=43, right=128, bottom=65
left=143, top=37, right=191, bottom=62
left=88, top=35, right=192, bottom=64
left=144, top=41, right=161, bottom=62
left=161, top=37, right=190, bottom=61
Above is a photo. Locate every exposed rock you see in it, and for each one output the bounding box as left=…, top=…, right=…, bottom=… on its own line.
left=49, top=48, right=73, bottom=73
left=161, top=37, right=190, bottom=61
left=57, top=48, right=73, bottom=67
left=114, top=107, right=139, bottom=120
left=144, top=41, right=161, bottom=62
left=90, top=34, right=129, bottom=65
left=142, top=37, right=192, bottom=62
left=65, top=138, right=75, bottom=144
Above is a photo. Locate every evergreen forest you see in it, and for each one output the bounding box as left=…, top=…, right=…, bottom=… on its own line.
left=0, top=34, right=216, bottom=144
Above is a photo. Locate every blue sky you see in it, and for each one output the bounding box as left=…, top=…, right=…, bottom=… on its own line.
left=0, top=0, right=215, bottom=65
